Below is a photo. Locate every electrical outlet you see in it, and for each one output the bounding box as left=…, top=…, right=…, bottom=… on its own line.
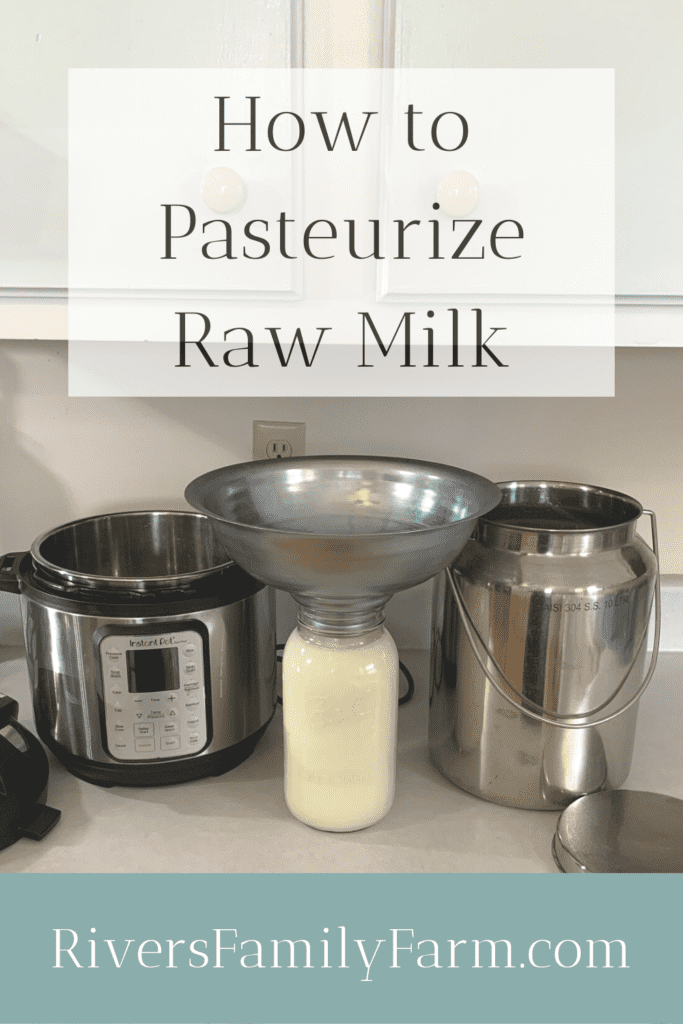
left=266, top=439, right=292, bottom=458
left=253, top=420, right=306, bottom=460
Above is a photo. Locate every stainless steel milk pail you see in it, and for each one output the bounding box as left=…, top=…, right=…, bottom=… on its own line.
left=429, top=481, right=660, bottom=810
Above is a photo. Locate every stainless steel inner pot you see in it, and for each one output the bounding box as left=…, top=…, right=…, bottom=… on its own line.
left=31, top=510, right=234, bottom=593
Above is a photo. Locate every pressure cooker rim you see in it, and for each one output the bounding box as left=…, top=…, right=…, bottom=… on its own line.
left=481, top=479, right=644, bottom=533
left=30, top=509, right=236, bottom=593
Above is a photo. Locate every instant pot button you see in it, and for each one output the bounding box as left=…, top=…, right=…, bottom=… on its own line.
left=111, top=686, right=123, bottom=696
left=114, top=724, right=124, bottom=733
left=187, top=733, right=200, bottom=745
left=160, top=736, right=181, bottom=751
left=109, top=668, right=122, bottom=679
left=183, top=681, right=200, bottom=692
left=113, top=702, right=123, bottom=713
left=162, top=722, right=179, bottom=735
left=113, top=742, right=128, bottom=751
left=105, top=648, right=122, bottom=660
left=183, top=645, right=195, bottom=657
left=135, top=738, right=155, bottom=753
left=134, top=723, right=154, bottom=737
left=167, top=693, right=178, bottom=703
left=168, top=709, right=178, bottom=717
left=187, top=714, right=200, bottom=726
left=184, top=662, right=197, bottom=675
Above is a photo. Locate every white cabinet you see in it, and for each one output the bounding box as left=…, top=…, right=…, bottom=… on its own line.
left=0, top=0, right=299, bottom=298
left=1, top=0, right=680, bottom=309
left=388, top=0, right=683, bottom=303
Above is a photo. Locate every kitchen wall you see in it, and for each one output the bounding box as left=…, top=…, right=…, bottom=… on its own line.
left=1, top=339, right=681, bottom=647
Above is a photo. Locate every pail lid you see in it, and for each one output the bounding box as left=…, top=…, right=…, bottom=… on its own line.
left=553, top=790, right=683, bottom=873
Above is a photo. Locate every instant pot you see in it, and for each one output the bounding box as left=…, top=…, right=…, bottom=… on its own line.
left=0, top=511, right=276, bottom=786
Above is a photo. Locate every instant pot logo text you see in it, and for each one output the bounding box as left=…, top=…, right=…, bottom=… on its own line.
left=53, top=926, right=628, bottom=980
left=128, top=635, right=182, bottom=648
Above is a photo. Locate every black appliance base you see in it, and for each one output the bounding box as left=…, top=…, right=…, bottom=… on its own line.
left=39, top=716, right=273, bottom=788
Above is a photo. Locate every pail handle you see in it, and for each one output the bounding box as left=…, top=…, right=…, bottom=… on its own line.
left=445, top=509, right=661, bottom=730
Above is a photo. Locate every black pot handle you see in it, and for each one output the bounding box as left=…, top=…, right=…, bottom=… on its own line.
left=17, top=803, right=61, bottom=842
left=0, top=552, right=26, bottom=595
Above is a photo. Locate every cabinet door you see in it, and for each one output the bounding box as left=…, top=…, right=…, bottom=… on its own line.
left=388, top=0, right=683, bottom=302
left=0, top=0, right=298, bottom=298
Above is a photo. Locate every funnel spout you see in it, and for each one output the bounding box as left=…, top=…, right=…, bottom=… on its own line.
left=295, top=597, right=387, bottom=635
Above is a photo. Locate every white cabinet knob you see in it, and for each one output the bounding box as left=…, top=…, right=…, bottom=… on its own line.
left=201, top=167, right=245, bottom=213
left=436, top=170, right=479, bottom=216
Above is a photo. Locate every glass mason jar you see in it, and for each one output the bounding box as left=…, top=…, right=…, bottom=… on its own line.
left=282, top=621, right=399, bottom=832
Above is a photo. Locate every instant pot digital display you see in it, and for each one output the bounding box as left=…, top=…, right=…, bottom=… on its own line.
left=125, top=648, right=180, bottom=693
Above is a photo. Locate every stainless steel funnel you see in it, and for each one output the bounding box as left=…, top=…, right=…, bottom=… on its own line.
left=185, top=456, right=501, bottom=630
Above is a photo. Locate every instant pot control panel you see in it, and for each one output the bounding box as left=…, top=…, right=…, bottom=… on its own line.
left=97, top=626, right=209, bottom=761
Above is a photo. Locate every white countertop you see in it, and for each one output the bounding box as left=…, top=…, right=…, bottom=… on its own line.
left=1, top=646, right=681, bottom=874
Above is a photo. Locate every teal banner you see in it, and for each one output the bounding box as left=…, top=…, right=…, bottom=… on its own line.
left=0, top=873, right=679, bottom=1023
